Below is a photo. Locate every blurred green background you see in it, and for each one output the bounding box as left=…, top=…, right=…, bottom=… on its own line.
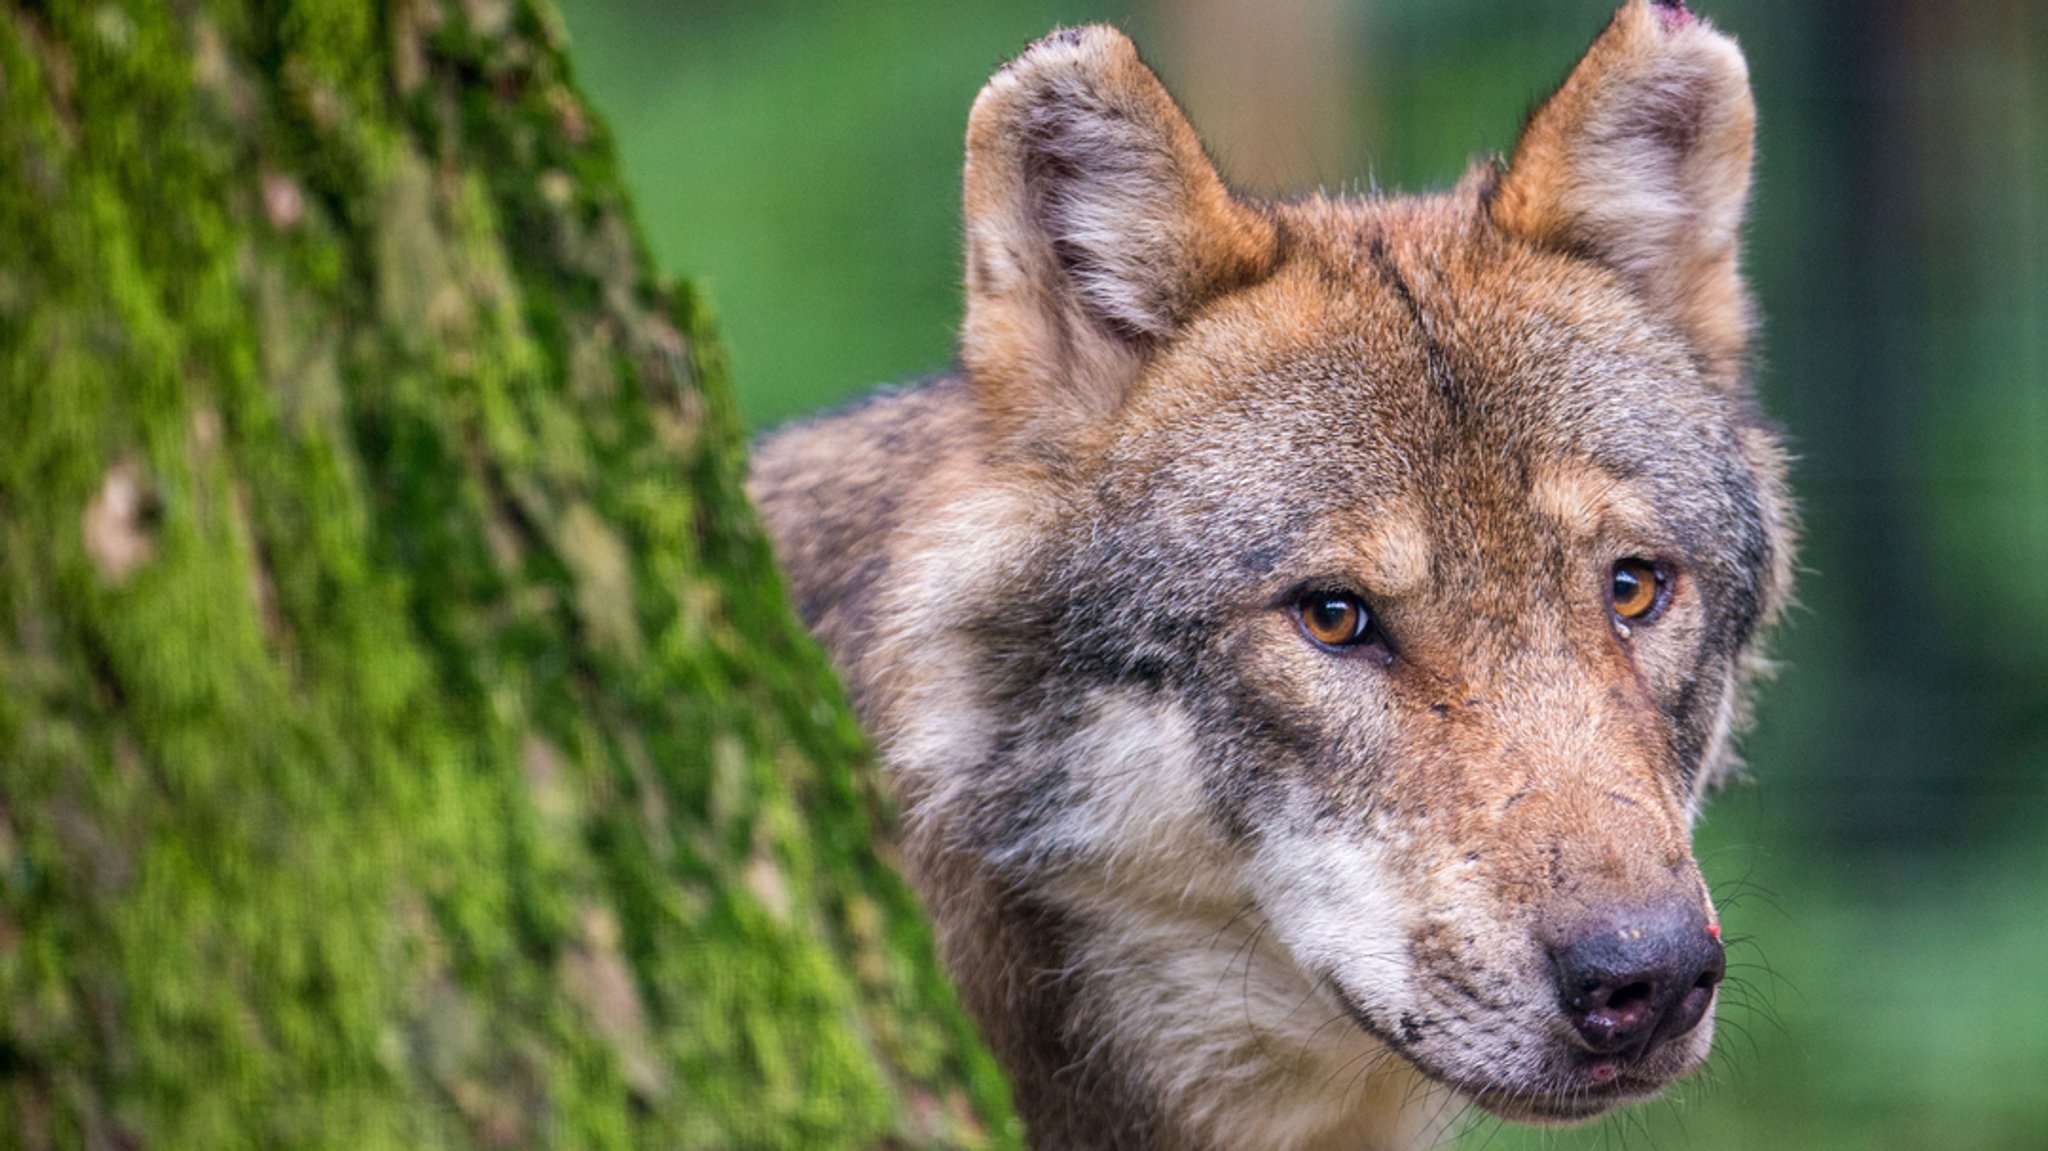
left=554, top=1, right=2048, bottom=1147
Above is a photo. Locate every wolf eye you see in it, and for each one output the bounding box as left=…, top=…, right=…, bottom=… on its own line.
left=1609, top=559, right=1668, bottom=622
left=1294, top=591, right=1387, bottom=658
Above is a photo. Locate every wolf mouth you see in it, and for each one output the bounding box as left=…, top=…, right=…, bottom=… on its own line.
left=1324, top=979, right=1669, bottom=1123
left=1464, top=1078, right=1664, bottom=1125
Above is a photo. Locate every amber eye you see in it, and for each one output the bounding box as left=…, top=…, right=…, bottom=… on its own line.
left=1609, top=559, right=1667, bottom=621
left=1298, top=592, right=1373, bottom=649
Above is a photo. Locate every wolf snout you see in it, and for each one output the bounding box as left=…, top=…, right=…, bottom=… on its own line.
left=1548, top=899, right=1726, bottom=1059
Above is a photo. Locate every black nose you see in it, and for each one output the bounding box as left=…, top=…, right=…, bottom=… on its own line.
left=1550, top=901, right=1725, bottom=1058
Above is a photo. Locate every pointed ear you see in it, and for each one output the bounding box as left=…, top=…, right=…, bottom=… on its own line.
left=961, top=26, right=1279, bottom=444
left=1491, top=1, right=1757, bottom=385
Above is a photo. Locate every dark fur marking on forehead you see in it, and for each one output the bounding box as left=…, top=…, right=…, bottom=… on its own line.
left=1237, top=543, right=1282, bottom=576
left=1367, top=235, right=1466, bottom=418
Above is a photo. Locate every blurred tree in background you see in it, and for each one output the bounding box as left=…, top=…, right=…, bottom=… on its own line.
left=559, top=0, right=2048, bottom=1147
left=0, top=1, right=1012, bottom=1148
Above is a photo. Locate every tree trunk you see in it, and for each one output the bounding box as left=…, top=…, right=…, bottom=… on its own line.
left=0, top=3, right=1013, bottom=1149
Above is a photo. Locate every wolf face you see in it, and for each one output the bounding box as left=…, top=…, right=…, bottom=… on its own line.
left=749, top=3, right=1793, bottom=1147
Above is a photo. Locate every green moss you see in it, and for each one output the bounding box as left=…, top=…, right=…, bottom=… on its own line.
left=0, top=1, right=1017, bottom=1148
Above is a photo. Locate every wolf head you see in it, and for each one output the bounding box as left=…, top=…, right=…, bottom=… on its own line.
left=787, top=2, right=1793, bottom=1145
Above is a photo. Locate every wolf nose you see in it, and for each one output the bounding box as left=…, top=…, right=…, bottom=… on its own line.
left=1550, top=902, right=1725, bottom=1057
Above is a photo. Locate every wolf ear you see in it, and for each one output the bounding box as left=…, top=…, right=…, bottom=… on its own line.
left=1491, top=1, right=1756, bottom=385
left=961, top=26, right=1279, bottom=444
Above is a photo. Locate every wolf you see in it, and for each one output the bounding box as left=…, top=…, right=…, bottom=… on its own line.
left=748, top=1, right=1794, bottom=1147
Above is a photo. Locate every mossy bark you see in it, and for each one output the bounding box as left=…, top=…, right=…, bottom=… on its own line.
left=0, top=2, right=1015, bottom=1148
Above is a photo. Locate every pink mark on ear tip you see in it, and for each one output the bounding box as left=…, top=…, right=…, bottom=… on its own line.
left=1651, top=0, right=1697, bottom=29
left=1707, top=923, right=1722, bottom=940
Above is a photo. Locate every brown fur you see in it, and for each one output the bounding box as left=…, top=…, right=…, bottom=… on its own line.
left=750, top=4, right=1792, bottom=1148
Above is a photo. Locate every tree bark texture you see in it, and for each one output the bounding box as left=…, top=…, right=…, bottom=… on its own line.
left=0, top=3, right=1014, bottom=1148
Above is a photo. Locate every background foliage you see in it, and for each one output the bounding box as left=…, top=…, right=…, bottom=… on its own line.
left=556, top=1, right=2048, bottom=1148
